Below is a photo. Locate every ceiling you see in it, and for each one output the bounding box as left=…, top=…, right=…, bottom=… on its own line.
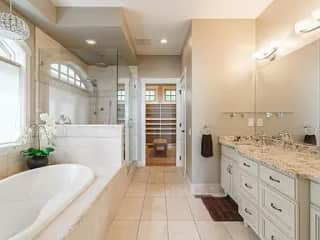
left=50, top=0, right=274, bottom=55
left=13, top=4, right=136, bottom=65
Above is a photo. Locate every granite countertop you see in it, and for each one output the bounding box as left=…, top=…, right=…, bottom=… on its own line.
left=219, top=136, right=320, bottom=181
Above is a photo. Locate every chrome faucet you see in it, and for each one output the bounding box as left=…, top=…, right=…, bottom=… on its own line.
left=278, top=129, right=292, bottom=149
left=255, top=130, right=269, bottom=153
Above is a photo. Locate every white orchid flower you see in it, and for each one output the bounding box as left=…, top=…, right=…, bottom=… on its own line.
left=40, top=113, right=50, bottom=122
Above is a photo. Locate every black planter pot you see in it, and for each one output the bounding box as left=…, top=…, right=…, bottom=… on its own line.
left=27, top=156, right=49, bottom=169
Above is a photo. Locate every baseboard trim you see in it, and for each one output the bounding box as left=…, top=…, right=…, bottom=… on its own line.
left=185, top=175, right=225, bottom=197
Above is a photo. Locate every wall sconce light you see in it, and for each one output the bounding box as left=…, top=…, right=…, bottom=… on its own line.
left=253, top=45, right=278, bottom=61
left=295, top=9, right=320, bottom=34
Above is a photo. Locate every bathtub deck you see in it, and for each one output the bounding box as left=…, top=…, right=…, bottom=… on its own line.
left=106, top=166, right=259, bottom=240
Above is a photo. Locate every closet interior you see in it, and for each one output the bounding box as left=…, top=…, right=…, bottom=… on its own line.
left=145, top=84, right=177, bottom=166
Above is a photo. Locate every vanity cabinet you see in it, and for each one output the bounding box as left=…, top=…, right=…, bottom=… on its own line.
left=310, top=182, right=320, bottom=240
left=221, top=146, right=241, bottom=203
left=221, top=145, right=310, bottom=240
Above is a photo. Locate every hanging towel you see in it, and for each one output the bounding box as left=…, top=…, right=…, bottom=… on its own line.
left=201, top=134, right=213, bottom=158
left=304, top=135, right=317, bottom=145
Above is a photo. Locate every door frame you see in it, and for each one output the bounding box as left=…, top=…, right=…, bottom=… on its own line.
left=140, top=78, right=181, bottom=167
left=179, top=69, right=187, bottom=173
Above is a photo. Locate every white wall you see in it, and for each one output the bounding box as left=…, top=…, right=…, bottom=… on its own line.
left=138, top=55, right=182, bottom=79
left=185, top=19, right=256, bottom=187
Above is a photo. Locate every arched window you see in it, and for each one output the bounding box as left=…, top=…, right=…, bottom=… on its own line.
left=50, top=63, right=88, bottom=90
left=0, top=39, right=28, bottom=145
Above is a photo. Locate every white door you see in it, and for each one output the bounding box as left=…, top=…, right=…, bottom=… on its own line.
left=178, top=74, right=186, bottom=170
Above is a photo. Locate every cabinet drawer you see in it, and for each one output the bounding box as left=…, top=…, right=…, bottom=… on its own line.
left=240, top=172, right=258, bottom=203
left=260, top=215, right=290, bottom=240
left=260, top=185, right=296, bottom=237
left=240, top=197, right=259, bottom=234
left=260, top=165, right=295, bottom=200
left=221, top=145, right=239, bottom=161
left=239, top=157, right=258, bottom=177
left=311, top=182, right=320, bottom=208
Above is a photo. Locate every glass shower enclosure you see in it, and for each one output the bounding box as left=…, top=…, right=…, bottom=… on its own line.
left=38, top=47, right=137, bottom=165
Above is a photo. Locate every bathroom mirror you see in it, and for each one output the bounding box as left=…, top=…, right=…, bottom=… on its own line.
left=255, top=40, right=320, bottom=144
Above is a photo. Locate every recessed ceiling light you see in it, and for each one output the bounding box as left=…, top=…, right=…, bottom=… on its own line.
left=160, top=38, right=168, bottom=44
left=97, top=62, right=106, bottom=67
left=86, top=39, right=96, bottom=45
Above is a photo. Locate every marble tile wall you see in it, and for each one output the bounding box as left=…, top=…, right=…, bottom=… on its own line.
left=0, top=144, right=29, bottom=179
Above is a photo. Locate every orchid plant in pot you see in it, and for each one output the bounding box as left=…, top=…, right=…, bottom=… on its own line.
left=21, top=113, right=56, bottom=169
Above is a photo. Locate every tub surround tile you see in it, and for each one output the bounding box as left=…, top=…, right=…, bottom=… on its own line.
left=54, top=125, right=123, bottom=178
left=219, top=136, right=320, bottom=180
left=37, top=165, right=133, bottom=240
left=0, top=154, right=8, bottom=178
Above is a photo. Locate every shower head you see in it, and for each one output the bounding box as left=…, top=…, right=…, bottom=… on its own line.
left=87, top=79, right=98, bottom=87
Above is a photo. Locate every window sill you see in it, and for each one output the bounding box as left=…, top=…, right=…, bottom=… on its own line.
left=0, top=142, right=25, bottom=154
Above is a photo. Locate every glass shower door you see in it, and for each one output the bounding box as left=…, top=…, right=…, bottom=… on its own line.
left=117, top=60, right=137, bottom=165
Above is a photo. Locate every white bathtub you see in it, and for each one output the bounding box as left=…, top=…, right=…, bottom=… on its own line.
left=0, top=164, right=94, bottom=240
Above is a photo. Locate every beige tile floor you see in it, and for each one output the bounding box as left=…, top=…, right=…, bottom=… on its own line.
left=106, top=167, right=260, bottom=240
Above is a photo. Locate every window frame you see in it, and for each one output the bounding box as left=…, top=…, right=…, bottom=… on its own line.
left=49, top=63, right=88, bottom=91
left=164, top=89, right=176, bottom=102
left=117, top=89, right=126, bottom=103
left=145, top=89, right=157, bottom=102
left=0, top=39, right=28, bottom=147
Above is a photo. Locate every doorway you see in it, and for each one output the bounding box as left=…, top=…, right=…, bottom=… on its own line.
left=144, top=84, right=177, bottom=166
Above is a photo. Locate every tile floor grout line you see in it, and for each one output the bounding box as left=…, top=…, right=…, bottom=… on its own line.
left=185, top=177, right=203, bottom=240
left=135, top=170, right=148, bottom=240
left=165, top=179, right=170, bottom=240
left=222, top=222, right=236, bottom=240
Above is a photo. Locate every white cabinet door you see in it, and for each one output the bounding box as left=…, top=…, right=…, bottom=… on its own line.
left=231, top=161, right=240, bottom=203
left=311, top=206, right=320, bottom=240
left=221, top=156, right=231, bottom=195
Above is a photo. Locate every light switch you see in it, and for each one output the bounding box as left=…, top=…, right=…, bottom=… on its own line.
left=257, top=118, right=264, bottom=127
left=248, top=118, right=255, bottom=127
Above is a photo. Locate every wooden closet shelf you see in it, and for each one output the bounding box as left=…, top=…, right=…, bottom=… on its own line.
left=146, top=118, right=176, bottom=120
